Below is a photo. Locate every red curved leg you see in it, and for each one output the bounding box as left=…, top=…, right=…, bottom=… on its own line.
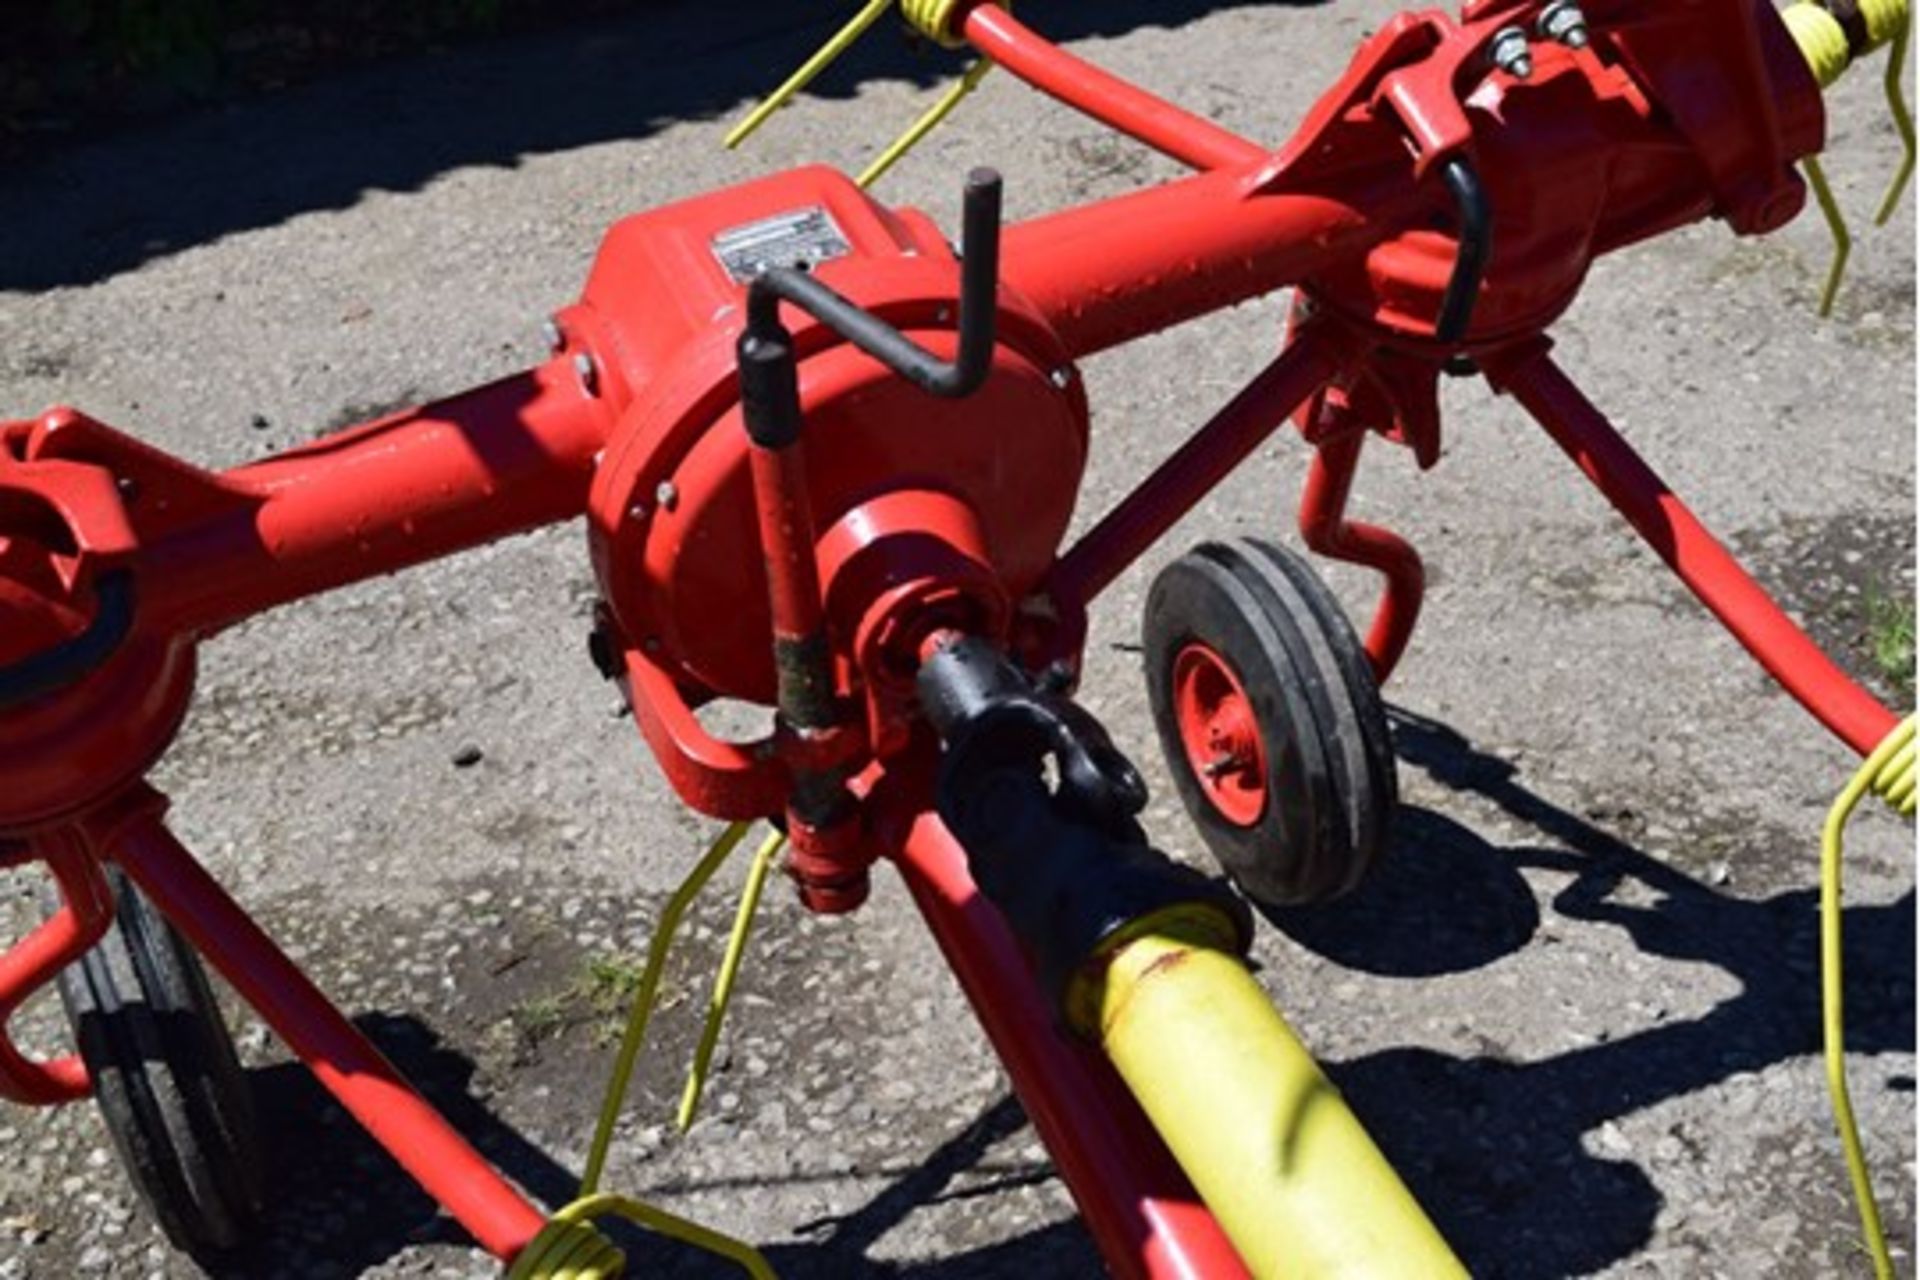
left=84, top=791, right=549, bottom=1260
left=1298, top=427, right=1426, bottom=684
left=0, top=826, right=114, bottom=1105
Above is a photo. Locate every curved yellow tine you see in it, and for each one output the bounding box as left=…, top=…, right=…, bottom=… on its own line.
left=561, top=1193, right=778, bottom=1279
left=676, top=829, right=784, bottom=1130
left=1874, top=8, right=1914, bottom=224
left=1804, top=155, right=1852, bottom=316
left=725, top=0, right=896, bottom=150
left=858, top=57, right=996, bottom=188
left=579, top=821, right=753, bottom=1196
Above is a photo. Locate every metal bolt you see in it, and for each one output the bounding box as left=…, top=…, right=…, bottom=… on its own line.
left=542, top=317, right=565, bottom=352
left=1048, top=367, right=1074, bottom=390
left=1488, top=25, right=1533, bottom=79
left=1202, top=752, right=1242, bottom=780
left=1537, top=0, right=1588, bottom=49
left=573, top=352, right=598, bottom=396
left=654, top=480, right=679, bottom=512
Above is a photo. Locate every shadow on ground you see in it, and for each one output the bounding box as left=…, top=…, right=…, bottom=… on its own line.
left=201, top=709, right=1908, bottom=1277
left=1268, top=708, right=1914, bottom=1279
left=216, top=1016, right=1086, bottom=1278
left=0, top=0, right=1324, bottom=293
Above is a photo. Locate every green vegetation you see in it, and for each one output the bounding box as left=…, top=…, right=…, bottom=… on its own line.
left=510, top=949, right=651, bottom=1046
left=1865, top=588, right=1915, bottom=699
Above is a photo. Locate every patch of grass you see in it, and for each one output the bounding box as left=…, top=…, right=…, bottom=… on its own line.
left=508, top=950, right=651, bottom=1047
left=511, top=992, right=572, bottom=1044
left=579, top=952, right=648, bottom=1014
left=1865, top=589, right=1915, bottom=699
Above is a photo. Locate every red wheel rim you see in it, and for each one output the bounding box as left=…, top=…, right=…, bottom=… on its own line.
left=1170, top=642, right=1269, bottom=826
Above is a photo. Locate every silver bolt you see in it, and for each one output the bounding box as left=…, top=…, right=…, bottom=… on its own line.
left=654, top=480, right=679, bottom=512
left=1537, top=0, right=1588, bottom=48
left=1201, top=753, right=1242, bottom=780
left=573, top=352, right=598, bottom=396
left=1048, top=367, right=1074, bottom=389
left=1488, top=25, right=1533, bottom=79
left=542, top=317, right=565, bottom=352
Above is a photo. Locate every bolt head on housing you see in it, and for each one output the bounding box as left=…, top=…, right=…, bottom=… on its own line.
left=1537, top=0, right=1589, bottom=49
left=1488, top=25, right=1534, bottom=78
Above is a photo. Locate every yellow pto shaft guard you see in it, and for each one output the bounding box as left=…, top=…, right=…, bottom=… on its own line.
left=1067, top=907, right=1467, bottom=1279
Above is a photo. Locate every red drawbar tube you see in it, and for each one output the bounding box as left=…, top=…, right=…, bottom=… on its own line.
left=1298, top=428, right=1426, bottom=683
left=93, top=795, right=549, bottom=1261
left=1050, top=330, right=1341, bottom=606
left=886, top=805, right=1252, bottom=1280
left=1493, top=346, right=1898, bottom=757
left=962, top=6, right=1267, bottom=173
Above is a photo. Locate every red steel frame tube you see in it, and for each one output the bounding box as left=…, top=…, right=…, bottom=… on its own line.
left=140, top=359, right=610, bottom=637
left=1493, top=345, right=1899, bottom=757
left=961, top=5, right=1268, bottom=173
left=92, top=796, right=549, bottom=1261
left=1050, top=329, right=1341, bottom=606
left=0, top=829, right=113, bottom=1104
left=1298, top=427, right=1426, bottom=682
left=887, top=805, right=1252, bottom=1280
left=1002, top=164, right=1426, bottom=359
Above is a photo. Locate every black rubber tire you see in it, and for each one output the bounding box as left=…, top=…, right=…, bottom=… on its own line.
left=55, top=866, right=266, bottom=1259
left=1143, top=538, right=1397, bottom=906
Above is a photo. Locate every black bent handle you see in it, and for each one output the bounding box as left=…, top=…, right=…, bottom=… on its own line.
left=0, top=569, right=136, bottom=709
left=1435, top=157, right=1490, bottom=345
left=745, top=168, right=1003, bottom=399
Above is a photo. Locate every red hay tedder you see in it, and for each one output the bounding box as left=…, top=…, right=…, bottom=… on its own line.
left=0, top=0, right=1911, bottom=1275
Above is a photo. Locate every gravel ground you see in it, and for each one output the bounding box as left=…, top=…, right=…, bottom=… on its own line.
left=0, top=2, right=1913, bottom=1276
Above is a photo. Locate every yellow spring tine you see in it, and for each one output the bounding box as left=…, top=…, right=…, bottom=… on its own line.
left=579, top=820, right=754, bottom=1196
left=561, top=1193, right=777, bottom=1280
left=1804, top=155, right=1852, bottom=317
left=676, top=829, right=785, bottom=1130
left=725, top=0, right=896, bottom=150
left=857, top=57, right=996, bottom=188
left=1875, top=8, right=1915, bottom=223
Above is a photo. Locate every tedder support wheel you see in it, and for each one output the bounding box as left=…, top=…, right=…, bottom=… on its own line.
left=1143, top=538, right=1397, bottom=907
left=55, top=865, right=265, bottom=1258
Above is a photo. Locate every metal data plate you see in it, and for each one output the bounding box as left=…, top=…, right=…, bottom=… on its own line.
left=712, top=206, right=853, bottom=282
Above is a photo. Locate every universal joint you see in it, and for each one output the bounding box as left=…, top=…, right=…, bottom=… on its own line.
left=917, top=634, right=1251, bottom=1014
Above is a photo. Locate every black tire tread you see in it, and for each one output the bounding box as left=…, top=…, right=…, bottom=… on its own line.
left=1144, top=537, right=1397, bottom=906
left=55, top=867, right=263, bottom=1258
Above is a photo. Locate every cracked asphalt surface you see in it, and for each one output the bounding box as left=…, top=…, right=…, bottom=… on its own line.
left=0, top=2, right=1914, bottom=1276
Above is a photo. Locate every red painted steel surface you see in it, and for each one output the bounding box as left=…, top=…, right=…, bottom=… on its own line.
left=881, top=790, right=1254, bottom=1280
left=142, top=365, right=604, bottom=638
left=0, top=828, right=111, bottom=1104
left=0, top=0, right=1903, bottom=1270
left=1049, top=331, right=1342, bottom=606
left=962, top=5, right=1267, bottom=173
left=1298, top=426, right=1426, bottom=683
left=1489, top=344, right=1902, bottom=757
left=91, top=792, right=550, bottom=1261
left=1171, top=644, right=1270, bottom=827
